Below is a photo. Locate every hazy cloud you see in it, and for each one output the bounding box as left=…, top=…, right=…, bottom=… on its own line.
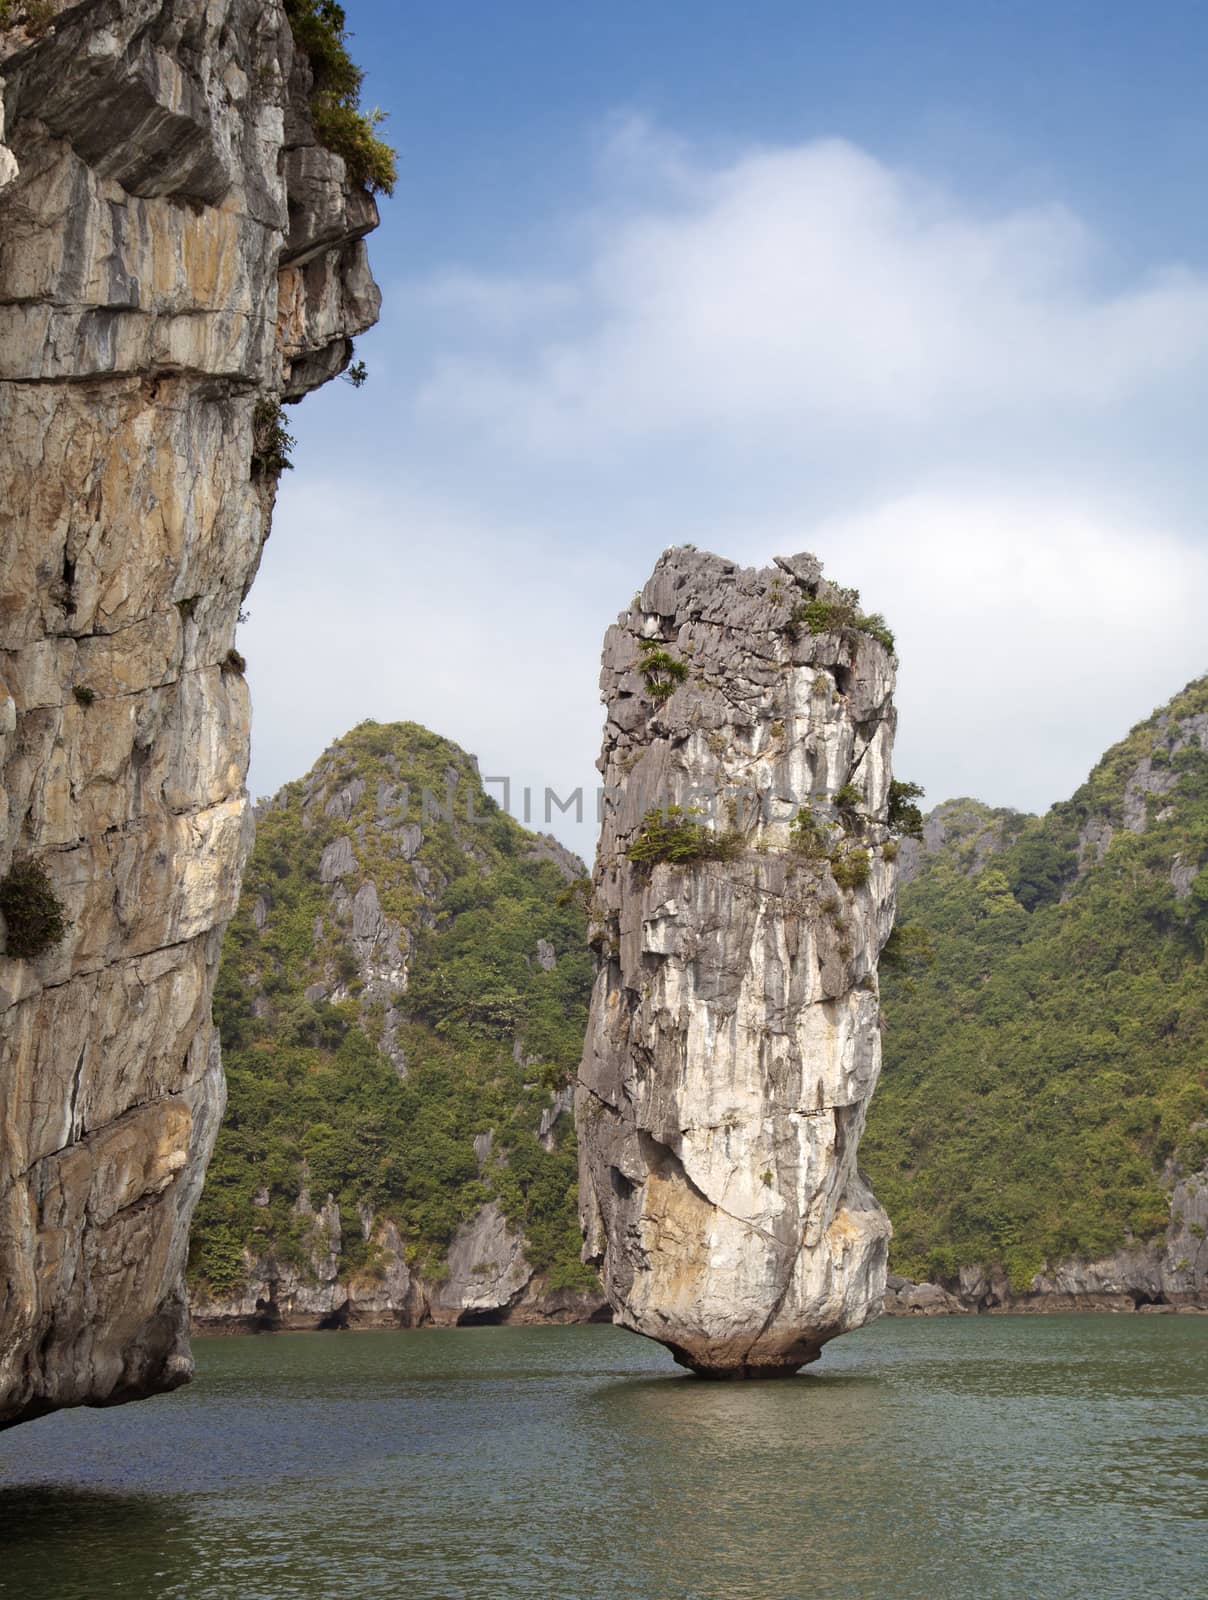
left=414, top=129, right=1208, bottom=452
left=410, top=269, right=579, bottom=332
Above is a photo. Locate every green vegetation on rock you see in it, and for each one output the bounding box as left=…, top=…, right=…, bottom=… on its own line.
left=831, top=845, right=871, bottom=891
left=637, top=639, right=690, bottom=700
left=626, top=805, right=742, bottom=868
left=284, top=0, right=396, bottom=194
left=192, top=678, right=1208, bottom=1310
left=887, top=779, right=926, bottom=840
left=789, top=585, right=896, bottom=655
left=250, top=399, right=295, bottom=478
left=190, top=721, right=595, bottom=1296
left=0, top=2, right=54, bottom=35
left=0, top=857, right=69, bottom=960
left=862, top=678, right=1208, bottom=1290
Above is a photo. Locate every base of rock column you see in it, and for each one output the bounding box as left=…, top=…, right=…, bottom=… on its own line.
left=667, top=1337, right=825, bottom=1379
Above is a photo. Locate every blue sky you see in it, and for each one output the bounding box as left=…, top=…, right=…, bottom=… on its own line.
left=245, top=1, right=1208, bottom=857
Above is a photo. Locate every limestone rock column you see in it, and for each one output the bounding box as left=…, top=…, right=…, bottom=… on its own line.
left=576, top=547, right=898, bottom=1376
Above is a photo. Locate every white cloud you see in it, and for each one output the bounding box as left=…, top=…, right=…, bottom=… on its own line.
left=794, top=489, right=1208, bottom=812
left=412, top=131, right=1208, bottom=452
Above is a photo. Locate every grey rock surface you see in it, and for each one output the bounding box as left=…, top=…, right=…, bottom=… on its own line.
left=320, top=836, right=357, bottom=882
left=526, top=833, right=588, bottom=882
left=1120, top=758, right=1177, bottom=833
left=883, top=1278, right=967, bottom=1316
left=432, top=1202, right=532, bottom=1323
left=576, top=546, right=899, bottom=1376
left=190, top=1186, right=609, bottom=1333
left=0, top=0, right=380, bottom=1427
left=1170, top=855, right=1201, bottom=900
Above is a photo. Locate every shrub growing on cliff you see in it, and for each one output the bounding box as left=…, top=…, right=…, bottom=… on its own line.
left=637, top=639, right=689, bottom=701
left=789, top=586, right=897, bottom=655
left=792, top=589, right=857, bottom=637
left=626, top=806, right=741, bottom=868
left=0, top=2, right=54, bottom=35
left=0, top=857, right=69, bottom=960
left=284, top=0, right=397, bottom=194
left=831, top=846, right=871, bottom=891
left=856, top=612, right=896, bottom=653
left=789, top=805, right=830, bottom=859
left=887, top=779, right=926, bottom=840
left=250, top=400, right=295, bottom=478
left=834, top=782, right=865, bottom=827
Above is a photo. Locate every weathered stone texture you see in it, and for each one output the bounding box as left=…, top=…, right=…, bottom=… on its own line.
left=189, top=1195, right=608, bottom=1335
left=576, top=547, right=899, bottom=1376
left=0, top=0, right=379, bottom=1427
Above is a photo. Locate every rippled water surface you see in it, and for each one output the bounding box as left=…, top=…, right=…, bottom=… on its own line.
left=1, top=1315, right=1205, bottom=1599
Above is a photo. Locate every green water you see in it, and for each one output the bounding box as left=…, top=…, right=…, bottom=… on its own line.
left=0, top=1315, right=1204, bottom=1599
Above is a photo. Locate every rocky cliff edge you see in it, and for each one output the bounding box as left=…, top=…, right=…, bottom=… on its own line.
left=0, top=0, right=379, bottom=1427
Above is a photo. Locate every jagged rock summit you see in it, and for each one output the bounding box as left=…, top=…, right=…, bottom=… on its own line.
left=576, top=546, right=901, bottom=1376
left=0, top=0, right=379, bottom=1427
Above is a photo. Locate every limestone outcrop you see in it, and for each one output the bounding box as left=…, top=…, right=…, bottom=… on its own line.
left=0, top=0, right=379, bottom=1427
left=882, top=1152, right=1208, bottom=1317
left=576, top=547, right=899, bottom=1376
left=186, top=721, right=608, bottom=1333
left=190, top=1197, right=607, bottom=1334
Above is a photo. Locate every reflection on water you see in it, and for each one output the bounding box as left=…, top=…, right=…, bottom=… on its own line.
left=0, top=1486, right=198, bottom=1598
left=0, top=1316, right=1205, bottom=1600
left=592, top=1373, right=942, bottom=1600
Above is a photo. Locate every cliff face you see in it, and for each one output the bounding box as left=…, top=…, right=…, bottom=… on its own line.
left=186, top=722, right=606, bottom=1333
left=576, top=548, right=900, bottom=1376
left=0, top=0, right=379, bottom=1426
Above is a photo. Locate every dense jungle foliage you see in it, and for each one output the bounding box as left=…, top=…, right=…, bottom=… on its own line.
left=862, top=677, right=1208, bottom=1290
left=189, top=722, right=595, bottom=1296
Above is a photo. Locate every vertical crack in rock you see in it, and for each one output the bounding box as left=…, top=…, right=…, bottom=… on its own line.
left=0, top=0, right=380, bottom=1428
left=575, top=546, right=898, bottom=1377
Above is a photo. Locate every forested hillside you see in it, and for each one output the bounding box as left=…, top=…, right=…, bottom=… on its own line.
left=863, top=677, right=1208, bottom=1297
left=188, top=722, right=600, bottom=1325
